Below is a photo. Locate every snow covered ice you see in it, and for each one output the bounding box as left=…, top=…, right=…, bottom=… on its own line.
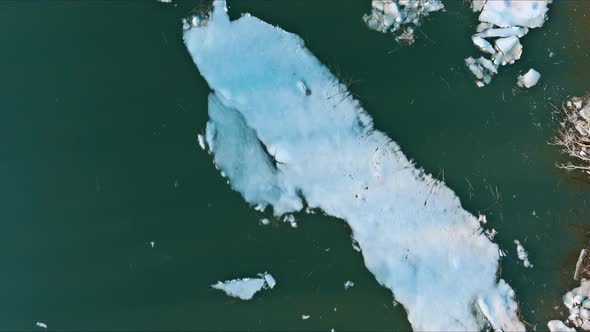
left=363, top=0, right=444, bottom=44
left=185, top=1, right=524, bottom=330
left=211, top=272, right=276, bottom=300
left=466, top=0, right=551, bottom=87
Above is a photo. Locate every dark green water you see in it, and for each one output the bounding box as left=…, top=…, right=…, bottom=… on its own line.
left=1, top=0, right=589, bottom=330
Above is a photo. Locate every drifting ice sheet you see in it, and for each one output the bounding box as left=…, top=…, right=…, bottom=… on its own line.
left=185, top=1, right=524, bottom=330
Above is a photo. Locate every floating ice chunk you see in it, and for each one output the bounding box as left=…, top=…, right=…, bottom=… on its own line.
left=212, top=278, right=266, bottom=300
left=363, top=0, right=444, bottom=44
left=212, top=272, right=276, bottom=300
left=261, top=272, right=276, bottom=289
left=479, top=0, right=552, bottom=28
left=517, top=69, right=541, bottom=88
left=156, top=0, right=172, bottom=3
left=465, top=56, right=497, bottom=87
left=260, top=218, right=270, bottom=225
left=184, top=2, right=524, bottom=330
left=197, top=133, right=206, bottom=150
left=36, top=322, right=48, bottom=329
left=547, top=320, right=575, bottom=332
left=302, top=315, right=310, bottom=320
left=514, top=240, right=533, bottom=268
left=344, top=281, right=355, bottom=290
left=283, top=214, right=297, bottom=228
left=472, top=36, right=494, bottom=54
left=494, top=36, right=522, bottom=64
left=150, top=241, right=155, bottom=248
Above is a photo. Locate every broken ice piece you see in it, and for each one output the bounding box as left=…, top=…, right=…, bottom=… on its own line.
left=344, top=280, right=355, bottom=290
left=36, top=322, right=48, bottom=329
left=302, top=314, right=310, bottom=320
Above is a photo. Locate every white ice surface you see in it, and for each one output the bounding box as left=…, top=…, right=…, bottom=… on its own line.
left=517, top=68, right=541, bottom=88
left=185, top=1, right=523, bottom=330
left=479, top=0, right=552, bottom=28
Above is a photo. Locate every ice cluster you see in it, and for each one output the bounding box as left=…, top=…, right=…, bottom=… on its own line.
left=184, top=1, right=524, bottom=330
left=211, top=272, right=276, bottom=300
left=465, top=0, right=551, bottom=87
left=549, top=280, right=590, bottom=331
left=363, top=0, right=444, bottom=44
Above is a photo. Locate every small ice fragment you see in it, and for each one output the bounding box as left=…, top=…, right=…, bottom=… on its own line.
left=478, top=214, right=487, bottom=224
left=36, top=322, right=48, bottom=329
left=156, top=0, right=172, bottom=3
left=302, top=314, right=310, bottom=320
left=517, top=69, right=541, bottom=88
left=344, top=281, right=355, bottom=290
left=197, top=134, right=206, bottom=150
left=547, top=320, right=575, bottom=332
left=260, top=218, right=270, bottom=225
left=514, top=240, right=533, bottom=268
left=283, top=214, right=297, bottom=228
left=351, top=239, right=361, bottom=252
left=261, top=272, right=276, bottom=289
left=212, top=277, right=266, bottom=300
left=150, top=241, right=155, bottom=248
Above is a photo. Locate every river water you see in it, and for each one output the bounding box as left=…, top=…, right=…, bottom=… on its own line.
left=1, top=0, right=589, bottom=330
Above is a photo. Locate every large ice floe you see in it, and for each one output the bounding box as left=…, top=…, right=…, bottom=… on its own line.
left=184, top=1, right=524, bottom=330
left=466, top=0, right=551, bottom=87
left=212, top=272, right=276, bottom=300
left=363, top=0, right=444, bottom=44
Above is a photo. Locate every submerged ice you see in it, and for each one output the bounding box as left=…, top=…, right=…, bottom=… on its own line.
left=185, top=1, right=524, bottom=330
left=466, top=0, right=551, bottom=87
